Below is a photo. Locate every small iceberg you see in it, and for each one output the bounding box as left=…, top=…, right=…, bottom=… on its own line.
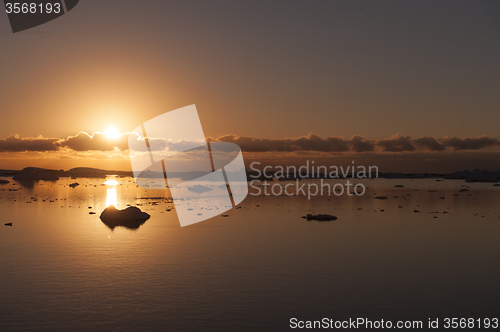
left=302, top=214, right=337, bottom=221
left=99, top=206, right=150, bottom=230
left=187, top=185, right=212, bottom=194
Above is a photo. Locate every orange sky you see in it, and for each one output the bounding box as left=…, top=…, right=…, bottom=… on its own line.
left=0, top=1, right=499, bottom=172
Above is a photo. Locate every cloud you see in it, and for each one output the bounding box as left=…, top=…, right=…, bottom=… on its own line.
left=0, top=135, right=59, bottom=152
left=413, top=136, right=446, bottom=151
left=349, top=135, right=375, bottom=152
left=58, top=132, right=129, bottom=151
left=210, top=134, right=290, bottom=152
left=0, top=132, right=499, bottom=154
left=210, top=133, right=352, bottom=152
left=440, top=136, right=500, bottom=151
left=294, top=134, right=351, bottom=152
left=375, top=134, right=415, bottom=152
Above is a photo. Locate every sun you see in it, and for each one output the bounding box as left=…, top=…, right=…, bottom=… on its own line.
left=105, top=126, right=119, bottom=139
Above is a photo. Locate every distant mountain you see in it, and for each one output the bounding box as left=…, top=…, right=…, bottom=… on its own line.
left=68, top=167, right=132, bottom=178
left=13, top=167, right=60, bottom=181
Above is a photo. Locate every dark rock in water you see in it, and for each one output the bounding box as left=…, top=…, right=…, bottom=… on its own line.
left=100, top=206, right=150, bottom=230
left=4, top=223, right=12, bottom=226
left=69, top=182, right=80, bottom=188
left=0, top=179, right=9, bottom=185
left=302, top=214, right=337, bottom=221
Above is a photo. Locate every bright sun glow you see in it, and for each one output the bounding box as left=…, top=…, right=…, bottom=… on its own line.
left=104, top=179, right=119, bottom=186
left=105, top=127, right=119, bottom=139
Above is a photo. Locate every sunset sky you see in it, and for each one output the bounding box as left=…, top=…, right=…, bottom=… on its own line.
left=0, top=1, right=499, bottom=172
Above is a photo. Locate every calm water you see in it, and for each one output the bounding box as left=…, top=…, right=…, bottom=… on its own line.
left=0, top=177, right=499, bottom=331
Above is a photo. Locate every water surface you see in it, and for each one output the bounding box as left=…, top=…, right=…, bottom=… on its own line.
left=0, top=177, right=499, bottom=331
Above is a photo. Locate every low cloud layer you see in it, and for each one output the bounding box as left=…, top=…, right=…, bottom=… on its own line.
left=209, top=133, right=359, bottom=152
left=350, top=135, right=375, bottom=153
left=0, top=132, right=499, bottom=154
left=59, top=132, right=129, bottom=151
left=212, top=133, right=500, bottom=153
left=375, top=134, right=415, bottom=152
left=441, top=136, right=499, bottom=151
left=413, top=136, right=446, bottom=151
left=0, top=135, right=59, bottom=152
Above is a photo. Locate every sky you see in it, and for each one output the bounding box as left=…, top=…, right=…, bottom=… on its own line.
left=0, top=0, right=499, bottom=172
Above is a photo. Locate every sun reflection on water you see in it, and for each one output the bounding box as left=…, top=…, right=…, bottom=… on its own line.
left=104, top=179, right=119, bottom=186
left=105, top=177, right=118, bottom=207
left=106, top=188, right=117, bottom=207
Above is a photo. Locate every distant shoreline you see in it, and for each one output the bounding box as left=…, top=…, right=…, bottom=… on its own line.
left=0, top=167, right=499, bottom=183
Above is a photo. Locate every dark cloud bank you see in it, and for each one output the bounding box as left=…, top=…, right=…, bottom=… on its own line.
left=211, top=133, right=500, bottom=153
left=0, top=132, right=499, bottom=154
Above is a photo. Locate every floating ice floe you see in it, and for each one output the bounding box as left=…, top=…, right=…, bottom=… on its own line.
left=302, top=214, right=337, bottom=221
